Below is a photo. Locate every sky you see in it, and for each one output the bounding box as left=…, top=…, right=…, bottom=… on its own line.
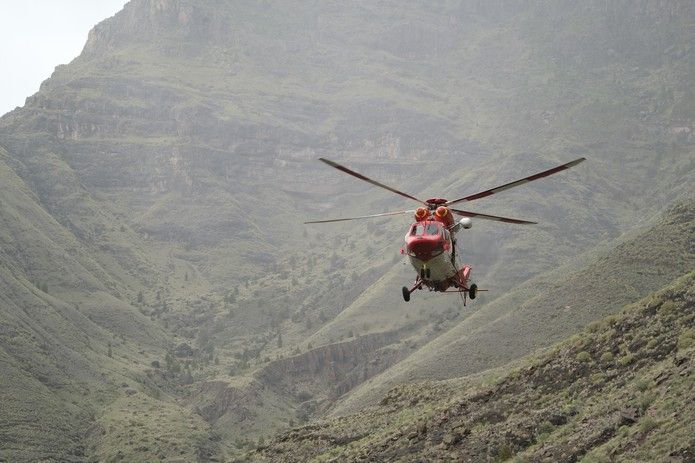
left=0, top=0, right=127, bottom=116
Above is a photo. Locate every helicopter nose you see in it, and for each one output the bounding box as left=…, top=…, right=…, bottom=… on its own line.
left=407, top=238, right=443, bottom=261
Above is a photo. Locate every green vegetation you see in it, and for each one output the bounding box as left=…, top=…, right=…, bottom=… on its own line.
left=335, top=200, right=695, bottom=414
left=0, top=1, right=693, bottom=461
left=252, top=271, right=695, bottom=461
left=677, top=328, right=695, bottom=350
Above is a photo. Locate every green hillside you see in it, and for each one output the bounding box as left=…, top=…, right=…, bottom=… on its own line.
left=250, top=270, right=695, bottom=462
left=0, top=1, right=693, bottom=460
left=332, top=199, right=695, bottom=415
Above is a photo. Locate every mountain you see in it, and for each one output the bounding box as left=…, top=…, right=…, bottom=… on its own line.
left=0, top=0, right=693, bottom=461
left=250, top=270, right=695, bottom=462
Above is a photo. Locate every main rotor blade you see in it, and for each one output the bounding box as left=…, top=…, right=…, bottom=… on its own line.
left=319, top=158, right=427, bottom=205
left=451, top=208, right=537, bottom=225
left=445, top=157, right=585, bottom=206
left=304, top=209, right=414, bottom=224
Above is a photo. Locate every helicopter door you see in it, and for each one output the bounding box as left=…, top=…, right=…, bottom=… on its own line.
left=443, top=229, right=451, bottom=252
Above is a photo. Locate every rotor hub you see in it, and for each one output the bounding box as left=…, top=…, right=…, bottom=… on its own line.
left=426, top=198, right=448, bottom=209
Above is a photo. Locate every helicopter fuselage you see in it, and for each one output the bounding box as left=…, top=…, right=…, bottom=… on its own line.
left=403, top=203, right=471, bottom=292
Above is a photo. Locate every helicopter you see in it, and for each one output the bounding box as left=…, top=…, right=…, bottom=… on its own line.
left=305, top=157, right=585, bottom=303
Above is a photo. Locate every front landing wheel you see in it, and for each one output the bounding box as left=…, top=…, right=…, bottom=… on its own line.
left=469, top=284, right=478, bottom=300
left=402, top=286, right=411, bottom=302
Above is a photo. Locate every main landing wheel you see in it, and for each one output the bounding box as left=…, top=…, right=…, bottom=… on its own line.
left=402, top=286, right=411, bottom=302
left=469, top=283, right=478, bottom=300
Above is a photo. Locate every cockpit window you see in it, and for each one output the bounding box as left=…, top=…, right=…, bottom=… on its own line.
left=425, top=223, right=440, bottom=235
left=412, top=224, right=425, bottom=235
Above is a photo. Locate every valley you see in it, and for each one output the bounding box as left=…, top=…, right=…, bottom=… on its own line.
left=0, top=1, right=693, bottom=461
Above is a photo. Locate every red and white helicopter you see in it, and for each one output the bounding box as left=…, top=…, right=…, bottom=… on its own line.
left=306, top=157, right=585, bottom=303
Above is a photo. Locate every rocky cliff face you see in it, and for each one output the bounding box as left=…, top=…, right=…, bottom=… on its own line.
left=257, top=331, right=404, bottom=400
left=189, top=330, right=407, bottom=448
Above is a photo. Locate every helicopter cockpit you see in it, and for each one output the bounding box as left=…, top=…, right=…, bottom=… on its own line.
left=411, top=222, right=441, bottom=236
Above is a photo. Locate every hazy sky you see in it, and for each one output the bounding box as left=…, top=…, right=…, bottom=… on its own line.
left=0, top=0, right=127, bottom=116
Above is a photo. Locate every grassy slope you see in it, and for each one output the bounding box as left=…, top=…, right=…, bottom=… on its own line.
left=0, top=145, right=208, bottom=460
left=250, top=270, right=695, bottom=462
left=333, top=199, right=695, bottom=415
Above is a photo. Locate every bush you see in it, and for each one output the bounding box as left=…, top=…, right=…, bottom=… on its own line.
left=677, top=328, right=695, bottom=350
left=537, top=421, right=554, bottom=435
left=639, top=417, right=658, bottom=433
left=659, top=300, right=677, bottom=315
left=638, top=392, right=657, bottom=411
left=618, top=353, right=635, bottom=366
left=576, top=351, right=592, bottom=362
left=494, top=443, right=514, bottom=462
left=579, top=450, right=611, bottom=463
left=587, top=320, right=606, bottom=333
left=590, top=372, right=606, bottom=384
left=617, top=425, right=630, bottom=437
left=635, top=378, right=651, bottom=392
left=599, top=352, right=614, bottom=363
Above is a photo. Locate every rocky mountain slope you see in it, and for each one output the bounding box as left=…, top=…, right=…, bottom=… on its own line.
left=0, top=1, right=693, bottom=461
left=332, top=199, right=695, bottom=415
left=250, top=270, right=695, bottom=462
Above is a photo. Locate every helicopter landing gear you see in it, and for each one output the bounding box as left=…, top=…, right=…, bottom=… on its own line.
left=469, top=283, right=478, bottom=300
left=403, top=279, right=424, bottom=302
